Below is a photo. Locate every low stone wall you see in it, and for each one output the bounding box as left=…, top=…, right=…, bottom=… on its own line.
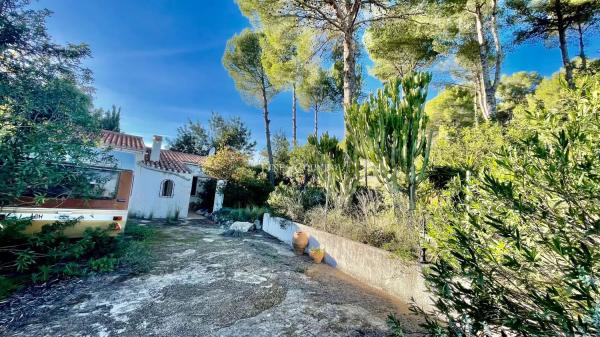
left=262, top=213, right=432, bottom=310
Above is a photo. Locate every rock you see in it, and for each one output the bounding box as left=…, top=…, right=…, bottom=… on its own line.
left=230, top=221, right=254, bottom=232
left=254, top=220, right=261, bottom=230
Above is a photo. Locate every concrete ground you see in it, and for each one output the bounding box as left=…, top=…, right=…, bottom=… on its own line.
left=0, top=220, right=420, bottom=337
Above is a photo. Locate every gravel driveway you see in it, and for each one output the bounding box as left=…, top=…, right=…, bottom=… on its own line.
left=0, top=220, right=419, bottom=337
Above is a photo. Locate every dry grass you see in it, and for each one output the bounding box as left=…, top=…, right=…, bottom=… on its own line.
left=305, top=191, right=421, bottom=260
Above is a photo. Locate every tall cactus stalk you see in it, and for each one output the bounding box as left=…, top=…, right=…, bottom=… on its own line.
left=346, top=72, right=432, bottom=215
left=308, top=133, right=359, bottom=210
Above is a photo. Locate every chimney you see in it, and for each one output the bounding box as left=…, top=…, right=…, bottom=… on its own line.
left=150, top=135, right=162, bottom=162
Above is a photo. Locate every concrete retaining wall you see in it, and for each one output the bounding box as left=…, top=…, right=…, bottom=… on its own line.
left=262, top=213, right=432, bottom=310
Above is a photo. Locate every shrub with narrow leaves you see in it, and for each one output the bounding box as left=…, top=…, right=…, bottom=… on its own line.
left=414, top=75, right=600, bottom=336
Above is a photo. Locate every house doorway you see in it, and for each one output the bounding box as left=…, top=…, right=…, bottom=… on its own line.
left=187, top=177, right=217, bottom=217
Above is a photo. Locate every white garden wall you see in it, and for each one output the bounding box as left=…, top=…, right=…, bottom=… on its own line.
left=262, top=213, right=433, bottom=310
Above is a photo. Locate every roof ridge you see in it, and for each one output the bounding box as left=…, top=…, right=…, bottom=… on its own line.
left=100, top=130, right=145, bottom=152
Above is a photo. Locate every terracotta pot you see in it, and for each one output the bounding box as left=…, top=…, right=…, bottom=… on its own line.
left=309, top=249, right=325, bottom=264
left=292, top=231, right=309, bottom=255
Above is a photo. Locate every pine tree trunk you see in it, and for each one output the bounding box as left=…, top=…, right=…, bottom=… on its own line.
left=313, top=105, right=318, bottom=138
left=577, top=23, right=587, bottom=70
left=474, top=4, right=497, bottom=119
left=473, top=88, right=480, bottom=127
left=292, top=83, right=297, bottom=147
left=490, top=0, right=502, bottom=91
left=261, top=86, right=274, bottom=185
left=476, top=72, right=489, bottom=120
left=555, top=0, right=574, bottom=88
left=342, top=33, right=356, bottom=115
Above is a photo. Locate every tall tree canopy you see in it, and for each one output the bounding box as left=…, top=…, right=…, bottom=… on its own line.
left=260, top=20, right=316, bottom=146
left=507, top=0, right=600, bottom=87
left=496, top=71, right=542, bottom=121
left=223, top=28, right=277, bottom=184
left=297, top=66, right=341, bottom=137
left=0, top=0, right=107, bottom=206
left=208, top=112, right=256, bottom=155
left=426, top=85, right=478, bottom=129
left=169, top=120, right=211, bottom=156
left=365, top=18, right=439, bottom=82
left=169, top=112, right=256, bottom=156
left=94, top=105, right=121, bottom=132
left=236, top=0, right=410, bottom=115
left=432, top=0, right=503, bottom=120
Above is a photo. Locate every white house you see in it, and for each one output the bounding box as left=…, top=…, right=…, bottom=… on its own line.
left=100, top=130, right=213, bottom=219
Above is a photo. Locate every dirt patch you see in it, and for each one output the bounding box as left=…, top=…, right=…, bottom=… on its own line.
left=0, top=221, right=420, bottom=337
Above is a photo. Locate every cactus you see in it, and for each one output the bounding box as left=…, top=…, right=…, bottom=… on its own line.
left=346, top=72, right=432, bottom=213
left=308, top=133, right=359, bottom=209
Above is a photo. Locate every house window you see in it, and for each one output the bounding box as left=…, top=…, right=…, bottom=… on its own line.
left=160, top=179, right=174, bottom=197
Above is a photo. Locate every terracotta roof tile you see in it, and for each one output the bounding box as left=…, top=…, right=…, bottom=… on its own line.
left=162, top=150, right=206, bottom=165
left=100, top=130, right=145, bottom=152
left=142, top=149, right=205, bottom=174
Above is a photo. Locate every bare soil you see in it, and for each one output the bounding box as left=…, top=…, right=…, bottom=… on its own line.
left=0, top=220, right=420, bottom=337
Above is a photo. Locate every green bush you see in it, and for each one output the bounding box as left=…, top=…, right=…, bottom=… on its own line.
left=223, top=180, right=273, bottom=208
left=0, top=276, right=21, bottom=299
left=88, top=256, right=118, bottom=272
left=415, top=75, right=600, bottom=336
left=214, top=206, right=269, bottom=223
left=426, top=165, right=466, bottom=190
left=0, top=219, right=158, bottom=299
left=267, top=184, right=325, bottom=222
left=122, top=222, right=156, bottom=241
left=0, top=218, right=120, bottom=290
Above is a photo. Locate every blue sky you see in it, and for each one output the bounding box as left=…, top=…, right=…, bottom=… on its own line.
left=38, top=0, right=599, bottom=150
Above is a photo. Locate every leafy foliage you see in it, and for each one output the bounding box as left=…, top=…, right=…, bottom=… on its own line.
left=365, top=19, right=438, bottom=81
left=298, top=66, right=341, bottom=135
left=261, top=132, right=290, bottom=178
left=431, top=123, right=504, bottom=173
left=223, top=28, right=277, bottom=183
left=308, top=132, right=359, bottom=209
left=415, top=75, right=600, bottom=336
left=0, top=218, right=158, bottom=298
left=1, top=218, right=117, bottom=289
left=94, top=105, right=121, bottom=132
left=507, top=0, right=599, bottom=87
left=267, top=184, right=324, bottom=222
left=425, top=85, right=477, bottom=129
left=202, top=148, right=273, bottom=207
left=209, top=112, right=256, bottom=155
left=496, top=71, right=542, bottom=121
left=223, top=173, right=274, bottom=208
left=169, top=112, right=256, bottom=156
left=0, top=0, right=110, bottom=207
left=169, top=119, right=211, bottom=156
left=213, top=206, right=269, bottom=223
left=285, top=142, right=323, bottom=187
left=202, top=148, right=250, bottom=181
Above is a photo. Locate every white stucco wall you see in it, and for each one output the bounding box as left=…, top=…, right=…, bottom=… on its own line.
left=129, top=166, right=192, bottom=219
left=262, top=214, right=433, bottom=311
